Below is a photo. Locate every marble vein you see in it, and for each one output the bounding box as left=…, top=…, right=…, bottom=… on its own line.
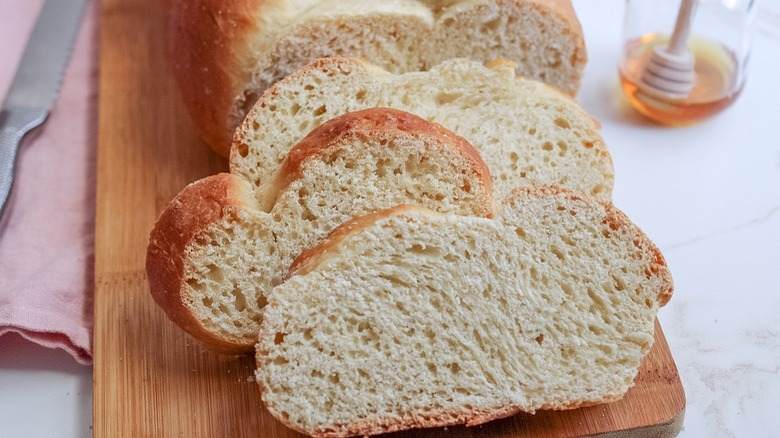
left=663, top=204, right=780, bottom=251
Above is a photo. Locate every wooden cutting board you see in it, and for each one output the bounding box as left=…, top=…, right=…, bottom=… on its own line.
left=93, top=0, right=685, bottom=436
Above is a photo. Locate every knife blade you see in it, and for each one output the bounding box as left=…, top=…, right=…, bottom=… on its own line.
left=0, top=0, right=88, bottom=225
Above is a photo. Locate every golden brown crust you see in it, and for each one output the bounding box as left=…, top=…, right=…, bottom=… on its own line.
left=261, top=373, right=629, bottom=437
left=146, top=173, right=256, bottom=354
left=171, top=0, right=263, bottom=155
left=296, top=403, right=523, bottom=437
left=265, top=108, right=493, bottom=205
left=288, top=395, right=627, bottom=437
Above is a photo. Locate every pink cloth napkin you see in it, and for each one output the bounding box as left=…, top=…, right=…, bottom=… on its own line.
left=0, top=0, right=97, bottom=365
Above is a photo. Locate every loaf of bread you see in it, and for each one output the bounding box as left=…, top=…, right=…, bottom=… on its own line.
left=147, top=108, right=495, bottom=353
left=232, top=57, right=612, bottom=201
left=172, top=0, right=587, bottom=153
left=256, top=185, right=673, bottom=437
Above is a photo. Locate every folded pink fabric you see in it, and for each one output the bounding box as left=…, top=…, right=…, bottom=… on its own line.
left=0, top=0, right=96, bottom=365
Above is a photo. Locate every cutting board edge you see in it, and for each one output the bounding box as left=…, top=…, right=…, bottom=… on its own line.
left=589, top=406, right=684, bottom=438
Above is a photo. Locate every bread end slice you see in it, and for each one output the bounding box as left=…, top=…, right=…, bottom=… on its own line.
left=147, top=173, right=257, bottom=353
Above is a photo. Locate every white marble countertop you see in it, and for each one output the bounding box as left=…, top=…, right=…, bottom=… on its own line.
left=1, top=1, right=779, bottom=437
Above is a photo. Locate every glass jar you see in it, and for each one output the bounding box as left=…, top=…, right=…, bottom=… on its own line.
left=619, top=0, right=756, bottom=125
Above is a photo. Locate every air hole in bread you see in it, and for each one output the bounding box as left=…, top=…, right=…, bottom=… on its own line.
left=587, top=288, right=606, bottom=312
left=612, top=275, right=627, bottom=292
left=374, top=157, right=390, bottom=177
left=313, top=104, right=327, bottom=117
left=301, top=208, right=315, bottom=221
left=404, top=154, right=418, bottom=172
left=589, top=324, right=604, bottom=336
left=230, top=287, right=247, bottom=312
left=557, top=141, right=568, bottom=156
left=483, top=16, right=502, bottom=32
left=554, top=117, right=571, bottom=129
left=481, top=283, right=493, bottom=299
left=237, top=142, right=249, bottom=158
left=205, top=263, right=223, bottom=282
left=472, top=329, right=485, bottom=351
left=410, top=243, right=440, bottom=257
left=257, top=295, right=268, bottom=312
left=435, top=92, right=463, bottom=105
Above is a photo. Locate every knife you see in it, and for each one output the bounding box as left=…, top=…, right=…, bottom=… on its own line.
left=0, top=0, right=88, bottom=224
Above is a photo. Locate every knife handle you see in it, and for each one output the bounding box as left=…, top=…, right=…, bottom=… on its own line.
left=0, top=108, right=48, bottom=224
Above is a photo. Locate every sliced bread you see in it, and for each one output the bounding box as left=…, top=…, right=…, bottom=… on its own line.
left=231, top=57, right=613, bottom=202
left=146, top=108, right=495, bottom=353
left=256, top=185, right=673, bottom=437
left=172, top=0, right=587, bottom=152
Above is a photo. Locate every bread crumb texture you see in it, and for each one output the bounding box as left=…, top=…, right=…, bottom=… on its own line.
left=232, top=57, right=612, bottom=203
left=245, top=0, right=585, bottom=96
left=256, top=186, right=672, bottom=437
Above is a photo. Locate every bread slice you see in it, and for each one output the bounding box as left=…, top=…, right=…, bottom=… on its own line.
left=231, top=57, right=613, bottom=202
left=256, top=186, right=673, bottom=437
left=147, top=108, right=495, bottom=353
left=172, top=0, right=587, bottom=153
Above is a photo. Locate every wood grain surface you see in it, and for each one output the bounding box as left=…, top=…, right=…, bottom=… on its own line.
left=93, top=0, right=686, bottom=436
